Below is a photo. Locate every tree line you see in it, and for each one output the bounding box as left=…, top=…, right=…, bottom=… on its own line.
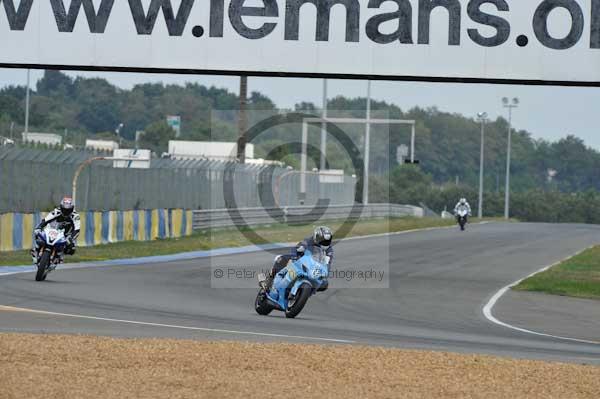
left=369, top=165, right=600, bottom=224
left=2, top=70, right=600, bottom=222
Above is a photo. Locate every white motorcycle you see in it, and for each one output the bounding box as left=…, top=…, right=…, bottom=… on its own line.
left=33, top=221, right=68, bottom=281
left=456, top=207, right=469, bottom=231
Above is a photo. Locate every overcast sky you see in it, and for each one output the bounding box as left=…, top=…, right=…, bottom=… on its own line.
left=1, top=67, right=598, bottom=150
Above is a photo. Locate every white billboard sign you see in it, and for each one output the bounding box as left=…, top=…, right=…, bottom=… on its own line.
left=113, top=149, right=151, bottom=169
left=1, top=1, right=600, bottom=84
left=319, top=169, right=345, bottom=183
left=168, top=140, right=254, bottom=160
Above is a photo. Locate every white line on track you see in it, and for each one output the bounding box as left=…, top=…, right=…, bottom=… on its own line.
left=0, top=305, right=355, bottom=344
left=482, top=245, right=600, bottom=346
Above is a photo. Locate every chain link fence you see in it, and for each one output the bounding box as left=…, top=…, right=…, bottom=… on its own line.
left=0, top=147, right=356, bottom=213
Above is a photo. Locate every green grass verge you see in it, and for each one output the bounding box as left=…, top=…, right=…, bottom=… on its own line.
left=514, top=245, right=600, bottom=300
left=0, top=217, right=457, bottom=267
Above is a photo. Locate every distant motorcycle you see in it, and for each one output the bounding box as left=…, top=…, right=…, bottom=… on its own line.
left=33, top=221, right=68, bottom=281
left=255, top=247, right=329, bottom=318
left=456, top=207, right=469, bottom=231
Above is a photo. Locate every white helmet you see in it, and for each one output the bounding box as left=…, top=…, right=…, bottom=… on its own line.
left=459, top=198, right=466, bottom=205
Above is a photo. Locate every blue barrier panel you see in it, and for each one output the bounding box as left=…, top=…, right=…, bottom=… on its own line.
left=133, top=210, right=140, bottom=241
left=158, top=209, right=166, bottom=239
left=12, top=213, right=23, bottom=250
left=34, top=212, right=42, bottom=227
left=145, top=210, right=152, bottom=240
left=101, top=212, right=110, bottom=244
left=181, top=210, right=187, bottom=237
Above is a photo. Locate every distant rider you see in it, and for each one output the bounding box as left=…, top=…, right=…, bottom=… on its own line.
left=31, top=197, right=80, bottom=263
left=454, top=197, right=472, bottom=218
left=264, top=226, right=334, bottom=292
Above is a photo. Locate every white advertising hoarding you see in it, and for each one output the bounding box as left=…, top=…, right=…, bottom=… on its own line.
left=22, top=133, right=63, bottom=145
left=85, top=139, right=119, bottom=151
left=168, top=140, right=254, bottom=160
left=113, top=148, right=151, bottom=168
left=319, top=169, right=345, bottom=183
left=1, top=1, right=600, bottom=84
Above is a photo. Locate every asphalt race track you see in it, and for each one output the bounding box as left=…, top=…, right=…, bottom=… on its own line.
left=1, top=222, right=599, bottom=364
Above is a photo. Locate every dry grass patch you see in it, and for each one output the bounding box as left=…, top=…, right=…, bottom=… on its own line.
left=1, top=334, right=599, bottom=399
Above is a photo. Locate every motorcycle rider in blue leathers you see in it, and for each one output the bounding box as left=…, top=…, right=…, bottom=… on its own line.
left=265, top=226, right=334, bottom=292
left=31, top=197, right=80, bottom=263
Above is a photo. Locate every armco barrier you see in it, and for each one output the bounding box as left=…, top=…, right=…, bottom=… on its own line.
left=0, top=209, right=193, bottom=252
left=193, top=204, right=424, bottom=230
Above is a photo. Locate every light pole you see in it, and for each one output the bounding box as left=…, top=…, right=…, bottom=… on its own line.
left=476, top=112, right=488, bottom=219
left=502, top=97, right=519, bottom=219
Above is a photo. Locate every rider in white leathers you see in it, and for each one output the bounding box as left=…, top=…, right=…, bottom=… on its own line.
left=454, top=198, right=472, bottom=216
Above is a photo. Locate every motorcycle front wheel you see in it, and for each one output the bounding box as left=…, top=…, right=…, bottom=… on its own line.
left=255, top=289, right=274, bottom=316
left=285, top=283, right=312, bottom=319
left=35, top=251, right=51, bottom=281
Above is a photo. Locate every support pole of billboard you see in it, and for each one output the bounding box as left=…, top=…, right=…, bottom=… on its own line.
left=237, top=75, right=248, bottom=163
left=24, top=69, right=31, bottom=141
left=320, top=79, right=328, bottom=171
left=300, top=122, right=308, bottom=205
left=363, top=80, right=372, bottom=205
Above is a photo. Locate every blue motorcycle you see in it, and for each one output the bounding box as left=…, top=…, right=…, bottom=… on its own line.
left=255, top=247, right=329, bottom=318
left=34, top=221, right=68, bottom=281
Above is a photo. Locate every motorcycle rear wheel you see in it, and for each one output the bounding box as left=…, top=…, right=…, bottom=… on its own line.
left=285, top=283, right=312, bottom=319
left=35, top=251, right=51, bottom=282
